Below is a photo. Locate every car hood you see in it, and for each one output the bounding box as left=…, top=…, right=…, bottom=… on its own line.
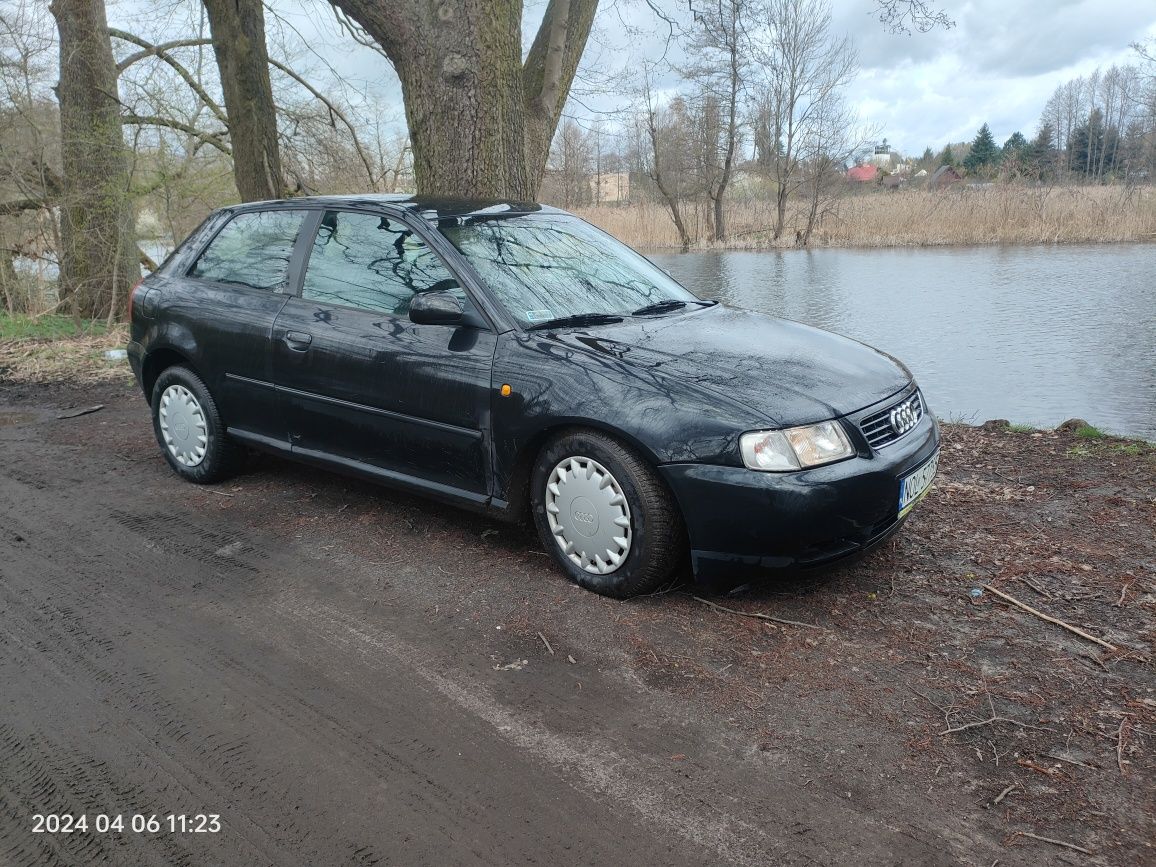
left=555, top=304, right=912, bottom=427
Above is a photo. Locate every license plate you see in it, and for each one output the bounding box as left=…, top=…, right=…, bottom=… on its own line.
left=899, top=451, right=939, bottom=517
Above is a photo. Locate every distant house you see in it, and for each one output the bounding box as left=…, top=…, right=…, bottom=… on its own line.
left=866, top=144, right=892, bottom=168
left=846, top=164, right=878, bottom=183
left=589, top=171, right=630, bottom=204
left=929, top=165, right=962, bottom=189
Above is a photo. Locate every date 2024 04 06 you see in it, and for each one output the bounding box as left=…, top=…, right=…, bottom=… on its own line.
left=32, top=814, right=222, bottom=835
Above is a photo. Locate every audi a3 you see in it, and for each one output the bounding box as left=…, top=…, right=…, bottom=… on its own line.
left=128, top=196, right=940, bottom=597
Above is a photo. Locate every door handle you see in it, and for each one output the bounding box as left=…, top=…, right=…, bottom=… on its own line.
left=283, top=331, right=312, bottom=351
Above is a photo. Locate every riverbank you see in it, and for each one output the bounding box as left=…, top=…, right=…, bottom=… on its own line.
left=575, top=184, right=1156, bottom=249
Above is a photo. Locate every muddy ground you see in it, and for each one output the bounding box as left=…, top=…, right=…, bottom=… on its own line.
left=1, top=376, right=1153, bottom=866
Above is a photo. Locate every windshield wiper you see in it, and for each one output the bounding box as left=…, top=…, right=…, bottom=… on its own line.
left=631, top=299, right=716, bottom=316
left=525, top=312, right=625, bottom=331
left=631, top=299, right=689, bottom=316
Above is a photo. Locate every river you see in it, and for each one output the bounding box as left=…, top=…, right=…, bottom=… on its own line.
left=650, top=245, right=1156, bottom=440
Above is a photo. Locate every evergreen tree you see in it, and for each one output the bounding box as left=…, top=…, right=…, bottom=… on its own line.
left=936, top=144, right=955, bottom=166
left=999, top=132, right=1029, bottom=177
left=919, top=146, right=935, bottom=169
left=1030, top=123, right=1056, bottom=178
left=963, top=123, right=1000, bottom=174
left=1002, top=132, right=1028, bottom=158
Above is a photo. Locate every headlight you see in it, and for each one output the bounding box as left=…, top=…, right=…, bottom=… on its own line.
left=740, top=421, right=854, bottom=471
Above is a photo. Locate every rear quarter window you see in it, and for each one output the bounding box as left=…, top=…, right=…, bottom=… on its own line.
left=189, top=209, right=308, bottom=291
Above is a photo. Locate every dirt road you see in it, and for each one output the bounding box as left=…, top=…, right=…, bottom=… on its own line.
left=1, top=380, right=1152, bottom=866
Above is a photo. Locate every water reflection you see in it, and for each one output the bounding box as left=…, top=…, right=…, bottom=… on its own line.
left=651, top=246, right=1156, bottom=440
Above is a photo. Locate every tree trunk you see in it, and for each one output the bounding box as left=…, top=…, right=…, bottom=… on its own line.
left=660, top=187, right=692, bottom=252
left=332, top=0, right=596, bottom=199
left=773, top=183, right=788, bottom=240
left=202, top=0, right=287, bottom=201
left=0, top=229, right=20, bottom=314
left=49, top=0, right=138, bottom=320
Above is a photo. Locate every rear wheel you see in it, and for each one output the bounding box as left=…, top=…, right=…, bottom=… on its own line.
left=150, top=366, right=242, bottom=484
left=530, top=430, right=685, bottom=598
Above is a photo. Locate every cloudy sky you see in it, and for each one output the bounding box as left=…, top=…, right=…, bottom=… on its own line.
left=831, top=0, right=1156, bottom=152
left=112, top=0, right=1156, bottom=158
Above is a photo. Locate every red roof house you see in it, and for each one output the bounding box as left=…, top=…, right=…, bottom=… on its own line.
left=846, top=164, right=878, bottom=182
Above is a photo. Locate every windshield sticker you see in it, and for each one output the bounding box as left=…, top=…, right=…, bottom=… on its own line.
left=525, top=309, right=553, bottom=322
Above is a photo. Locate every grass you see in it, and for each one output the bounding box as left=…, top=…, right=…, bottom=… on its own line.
left=1007, top=423, right=1036, bottom=433
left=1075, top=424, right=1106, bottom=439
left=573, top=183, right=1156, bottom=250
left=0, top=313, right=111, bottom=342
left=1063, top=427, right=1153, bottom=459
left=0, top=313, right=128, bottom=385
left=1113, top=442, right=1145, bottom=456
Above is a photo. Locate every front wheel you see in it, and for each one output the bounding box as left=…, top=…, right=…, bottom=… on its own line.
left=530, top=430, right=686, bottom=598
left=150, top=366, right=242, bottom=484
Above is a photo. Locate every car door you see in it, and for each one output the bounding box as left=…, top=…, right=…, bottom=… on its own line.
left=271, top=208, right=496, bottom=500
left=179, top=207, right=310, bottom=445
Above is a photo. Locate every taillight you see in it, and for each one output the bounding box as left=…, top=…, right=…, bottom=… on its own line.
left=127, top=279, right=143, bottom=320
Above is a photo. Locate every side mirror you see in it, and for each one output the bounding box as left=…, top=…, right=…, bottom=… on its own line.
left=409, top=290, right=463, bottom=326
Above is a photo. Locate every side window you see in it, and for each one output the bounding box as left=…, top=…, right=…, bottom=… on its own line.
left=189, top=209, right=307, bottom=291
left=301, top=210, right=461, bottom=315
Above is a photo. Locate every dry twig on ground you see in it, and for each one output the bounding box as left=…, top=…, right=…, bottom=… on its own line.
left=691, top=596, right=827, bottom=630
left=981, top=584, right=1117, bottom=651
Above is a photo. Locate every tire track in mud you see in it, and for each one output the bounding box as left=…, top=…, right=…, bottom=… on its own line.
left=0, top=460, right=714, bottom=866
left=0, top=538, right=293, bottom=866
left=0, top=401, right=985, bottom=867
left=0, top=726, right=203, bottom=867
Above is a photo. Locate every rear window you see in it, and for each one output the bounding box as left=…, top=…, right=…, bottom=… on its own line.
left=189, top=209, right=308, bottom=291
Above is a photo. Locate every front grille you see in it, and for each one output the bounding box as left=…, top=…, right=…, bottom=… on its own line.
left=860, top=390, right=923, bottom=450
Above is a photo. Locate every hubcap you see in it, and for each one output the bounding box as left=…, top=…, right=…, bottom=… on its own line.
left=545, top=456, right=632, bottom=575
left=158, top=384, right=208, bottom=467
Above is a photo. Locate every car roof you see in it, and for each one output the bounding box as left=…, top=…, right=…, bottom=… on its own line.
left=229, top=194, right=567, bottom=223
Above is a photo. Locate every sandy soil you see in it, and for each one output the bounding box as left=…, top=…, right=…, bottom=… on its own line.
left=1, top=378, right=1152, bottom=866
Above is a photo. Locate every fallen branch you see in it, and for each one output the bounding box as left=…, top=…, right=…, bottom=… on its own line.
left=537, top=631, right=554, bottom=655
left=1117, top=715, right=1132, bottom=776
left=1013, top=831, right=1092, bottom=855
left=981, top=584, right=1116, bottom=651
left=56, top=404, right=104, bottom=419
left=1043, top=752, right=1092, bottom=769
left=692, top=596, right=827, bottom=631
left=941, top=715, right=1053, bottom=736
left=992, top=782, right=1018, bottom=805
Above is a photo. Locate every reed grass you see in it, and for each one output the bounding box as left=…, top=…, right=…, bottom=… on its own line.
left=573, top=184, right=1156, bottom=250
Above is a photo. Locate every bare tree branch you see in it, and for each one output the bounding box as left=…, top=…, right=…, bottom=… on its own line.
left=267, top=56, right=376, bottom=186
left=0, top=196, right=51, bottom=216
left=109, top=29, right=228, bottom=128
left=872, top=0, right=953, bottom=34
left=114, top=36, right=212, bottom=73
left=121, top=114, right=231, bottom=155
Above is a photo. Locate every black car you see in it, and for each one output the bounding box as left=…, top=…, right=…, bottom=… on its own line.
left=128, top=196, right=940, bottom=598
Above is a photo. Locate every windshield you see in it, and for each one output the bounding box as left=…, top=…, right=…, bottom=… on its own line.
left=438, top=215, right=698, bottom=327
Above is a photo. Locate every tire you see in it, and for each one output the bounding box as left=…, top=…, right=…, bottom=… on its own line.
left=530, top=429, right=686, bottom=598
left=150, top=365, right=242, bottom=484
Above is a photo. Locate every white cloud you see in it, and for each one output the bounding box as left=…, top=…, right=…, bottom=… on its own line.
left=836, top=0, right=1156, bottom=153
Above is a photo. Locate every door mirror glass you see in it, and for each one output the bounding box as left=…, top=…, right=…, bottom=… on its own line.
left=409, top=290, right=464, bottom=326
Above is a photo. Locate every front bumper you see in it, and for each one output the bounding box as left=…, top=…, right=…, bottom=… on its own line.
left=660, top=411, right=940, bottom=583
